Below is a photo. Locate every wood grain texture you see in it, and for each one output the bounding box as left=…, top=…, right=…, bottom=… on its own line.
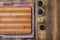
left=0, top=6, right=32, bottom=35
left=0, top=0, right=34, bottom=40
left=51, top=0, right=58, bottom=40
left=35, top=0, right=48, bottom=40
left=57, top=0, right=60, bottom=40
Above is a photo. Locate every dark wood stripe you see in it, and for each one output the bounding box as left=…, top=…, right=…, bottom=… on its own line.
left=47, top=0, right=53, bottom=40
left=0, top=10, right=31, bottom=13
left=0, top=6, right=31, bottom=8
left=0, top=15, right=31, bottom=18
left=0, top=26, right=31, bottom=29
left=5, top=38, right=14, bottom=40
left=57, top=0, right=60, bottom=40
left=0, top=21, right=31, bottom=23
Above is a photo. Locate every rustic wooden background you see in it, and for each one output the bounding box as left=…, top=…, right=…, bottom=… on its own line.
left=0, top=0, right=59, bottom=40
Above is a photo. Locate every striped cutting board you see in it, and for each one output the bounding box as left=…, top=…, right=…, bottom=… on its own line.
left=0, top=6, right=32, bottom=35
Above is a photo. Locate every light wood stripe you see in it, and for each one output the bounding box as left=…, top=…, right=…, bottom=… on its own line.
left=0, top=7, right=31, bottom=10
left=0, top=29, right=31, bottom=32
left=0, top=13, right=31, bottom=16
left=0, top=23, right=31, bottom=27
left=11, top=13, right=31, bottom=16
left=1, top=18, right=31, bottom=21
left=0, top=29, right=31, bottom=34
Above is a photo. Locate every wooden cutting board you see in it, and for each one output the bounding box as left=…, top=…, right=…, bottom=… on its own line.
left=0, top=6, right=32, bottom=35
